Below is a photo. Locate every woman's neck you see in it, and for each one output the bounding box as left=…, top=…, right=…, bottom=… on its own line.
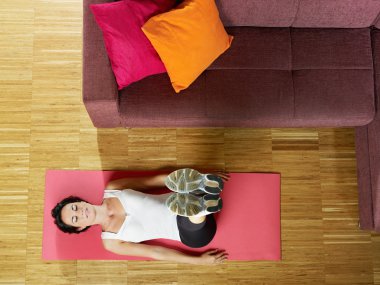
left=97, top=199, right=122, bottom=231
left=92, top=202, right=109, bottom=228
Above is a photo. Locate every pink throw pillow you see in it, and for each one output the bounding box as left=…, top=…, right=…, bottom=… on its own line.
left=90, top=0, right=175, bottom=90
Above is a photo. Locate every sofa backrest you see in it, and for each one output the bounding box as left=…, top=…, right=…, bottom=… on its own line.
left=217, top=0, right=380, bottom=28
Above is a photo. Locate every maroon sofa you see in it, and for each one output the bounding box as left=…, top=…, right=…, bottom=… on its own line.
left=83, top=0, right=380, bottom=232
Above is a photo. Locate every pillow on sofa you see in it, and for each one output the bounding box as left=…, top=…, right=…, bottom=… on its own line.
left=142, top=0, right=233, bottom=93
left=90, top=0, right=175, bottom=90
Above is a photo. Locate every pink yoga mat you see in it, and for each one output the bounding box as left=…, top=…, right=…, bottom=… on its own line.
left=43, top=170, right=281, bottom=260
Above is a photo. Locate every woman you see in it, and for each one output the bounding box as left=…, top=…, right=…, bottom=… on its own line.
left=52, top=168, right=229, bottom=265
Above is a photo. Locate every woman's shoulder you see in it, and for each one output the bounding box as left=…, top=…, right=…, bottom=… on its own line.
left=103, top=188, right=136, bottom=196
left=103, top=189, right=120, bottom=199
left=102, top=237, right=123, bottom=250
left=104, top=188, right=136, bottom=193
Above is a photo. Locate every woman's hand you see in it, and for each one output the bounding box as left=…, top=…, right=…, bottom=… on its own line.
left=211, top=171, right=230, bottom=182
left=198, top=249, right=228, bottom=265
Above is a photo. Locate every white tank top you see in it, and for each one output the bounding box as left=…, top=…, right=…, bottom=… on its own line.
left=101, top=189, right=181, bottom=243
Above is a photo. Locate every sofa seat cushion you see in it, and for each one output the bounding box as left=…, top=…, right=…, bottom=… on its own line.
left=291, top=28, right=374, bottom=126
left=119, top=70, right=295, bottom=127
left=293, top=69, right=375, bottom=126
left=292, top=28, right=373, bottom=70
left=209, top=27, right=291, bottom=70
left=204, top=70, right=295, bottom=127
left=211, top=28, right=373, bottom=71
left=119, top=73, right=208, bottom=127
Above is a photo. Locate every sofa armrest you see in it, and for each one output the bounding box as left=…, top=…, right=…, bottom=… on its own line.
left=82, top=0, right=121, bottom=128
left=356, top=114, right=380, bottom=232
left=355, top=126, right=375, bottom=230
left=354, top=28, right=380, bottom=232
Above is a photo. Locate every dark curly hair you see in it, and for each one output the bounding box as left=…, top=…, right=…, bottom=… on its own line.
left=51, top=196, right=91, bottom=234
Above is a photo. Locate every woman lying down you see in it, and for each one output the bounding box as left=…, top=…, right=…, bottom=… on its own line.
left=52, top=168, right=229, bottom=265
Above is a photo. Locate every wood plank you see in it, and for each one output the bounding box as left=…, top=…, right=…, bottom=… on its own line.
left=0, top=0, right=378, bottom=284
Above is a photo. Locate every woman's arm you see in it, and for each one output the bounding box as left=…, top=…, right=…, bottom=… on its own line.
left=102, top=239, right=228, bottom=265
left=105, top=174, right=167, bottom=191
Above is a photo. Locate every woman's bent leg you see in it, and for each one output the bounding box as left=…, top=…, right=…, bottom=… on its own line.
left=177, top=215, right=217, bottom=248
left=188, top=216, right=206, bottom=224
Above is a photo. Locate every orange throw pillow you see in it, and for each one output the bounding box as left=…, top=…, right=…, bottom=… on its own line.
left=142, top=0, right=233, bottom=93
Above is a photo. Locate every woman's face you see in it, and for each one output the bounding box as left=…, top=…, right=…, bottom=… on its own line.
left=61, top=201, right=96, bottom=231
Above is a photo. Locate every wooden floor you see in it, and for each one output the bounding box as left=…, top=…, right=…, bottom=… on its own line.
left=1, top=0, right=380, bottom=284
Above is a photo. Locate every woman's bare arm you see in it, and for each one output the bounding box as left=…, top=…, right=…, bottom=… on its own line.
left=102, top=239, right=228, bottom=265
left=105, top=174, right=167, bottom=191
left=105, top=170, right=230, bottom=191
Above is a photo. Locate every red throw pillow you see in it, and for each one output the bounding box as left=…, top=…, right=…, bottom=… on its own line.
left=90, top=0, right=175, bottom=90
